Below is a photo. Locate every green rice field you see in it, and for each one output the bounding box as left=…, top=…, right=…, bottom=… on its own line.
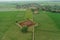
left=0, top=10, right=60, bottom=40
left=34, top=11, right=60, bottom=40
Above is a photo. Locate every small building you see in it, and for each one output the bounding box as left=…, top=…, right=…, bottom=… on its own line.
left=33, top=8, right=39, bottom=14
left=31, top=7, right=39, bottom=14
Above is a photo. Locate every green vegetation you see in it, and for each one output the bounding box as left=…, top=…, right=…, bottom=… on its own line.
left=0, top=11, right=32, bottom=40
left=21, top=26, right=28, bottom=33
left=0, top=9, right=60, bottom=40
left=25, top=9, right=33, bottom=20
left=34, top=11, right=60, bottom=40
left=46, top=12, right=60, bottom=29
left=0, top=10, right=60, bottom=40
left=0, top=2, right=60, bottom=40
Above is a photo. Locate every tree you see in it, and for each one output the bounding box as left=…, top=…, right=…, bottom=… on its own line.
left=21, top=26, right=28, bottom=33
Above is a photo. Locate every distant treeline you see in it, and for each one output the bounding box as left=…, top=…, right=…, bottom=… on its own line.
left=41, top=5, right=60, bottom=13
left=16, top=3, right=60, bottom=13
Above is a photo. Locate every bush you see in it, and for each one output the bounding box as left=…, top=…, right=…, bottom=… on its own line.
left=21, top=26, right=28, bottom=33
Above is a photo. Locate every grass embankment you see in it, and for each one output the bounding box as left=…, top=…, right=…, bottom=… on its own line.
left=25, top=10, right=33, bottom=20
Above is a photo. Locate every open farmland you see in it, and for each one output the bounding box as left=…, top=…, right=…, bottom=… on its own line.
left=0, top=1, right=60, bottom=40
left=46, top=12, right=60, bottom=29
left=34, top=11, right=60, bottom=40
left=0, top=11, right=33, bottom=40
left=0, top=10, right=60, bottom=40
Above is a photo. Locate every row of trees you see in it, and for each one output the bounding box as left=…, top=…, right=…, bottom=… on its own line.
left=16, top=3, right=60, bottom=13
left=16, top=3, right=40, bottom=9
left=41, top=5, right=60, bottom=13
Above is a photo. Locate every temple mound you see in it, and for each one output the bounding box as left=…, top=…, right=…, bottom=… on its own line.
left=19, top=19, right=35, bottom=27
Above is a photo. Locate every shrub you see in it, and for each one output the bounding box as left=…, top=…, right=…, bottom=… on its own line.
left=21, top=26, right=28, bottom=33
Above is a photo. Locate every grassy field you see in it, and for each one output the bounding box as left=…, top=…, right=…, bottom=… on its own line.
left=34, top=11, right=60, bottom=40
left=46, top=12, right=60, bottom=29
left=0, top=10, right=60, bottom=40
left=0, top=11, right=32, bottom=40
